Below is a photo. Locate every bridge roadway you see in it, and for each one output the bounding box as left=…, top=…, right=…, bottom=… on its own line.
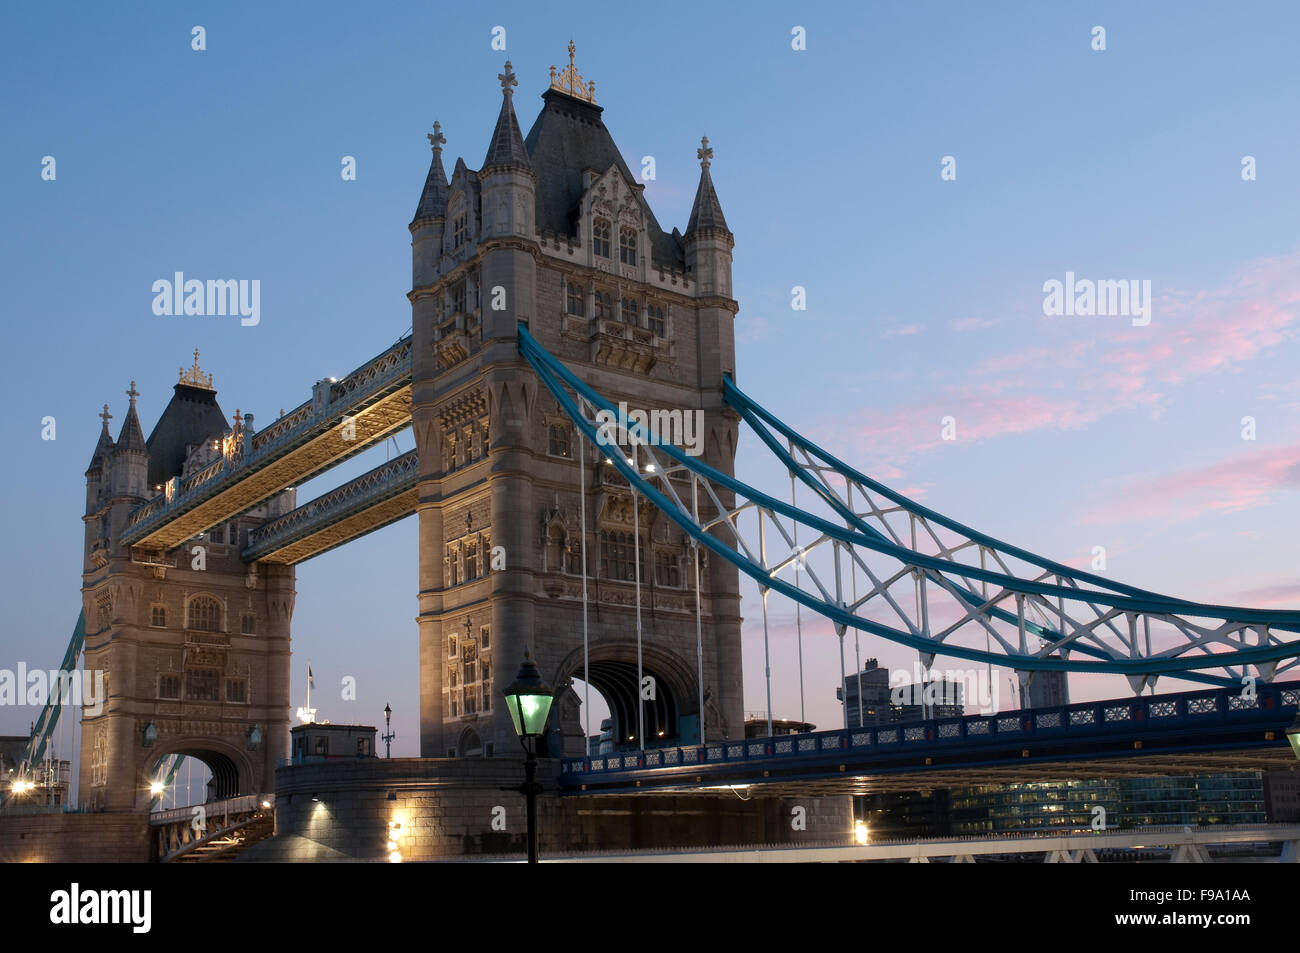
left=560, top=681, right=1300, bottom=797
left=122, top=337, right=414, bottom=557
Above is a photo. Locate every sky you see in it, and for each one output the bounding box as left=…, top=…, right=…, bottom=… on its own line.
left=2, top=2, right=1299, bottom=783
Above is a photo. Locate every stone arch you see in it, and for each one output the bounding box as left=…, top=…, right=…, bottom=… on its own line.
left=551, top=641, right=700, bottom=754
left=146, top=737, right=254, bottom=805
left=457, top=726, right=483, bottom=757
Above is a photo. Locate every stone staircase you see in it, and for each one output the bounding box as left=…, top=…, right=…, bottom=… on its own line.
left=175, top=814, right=275, bottom=863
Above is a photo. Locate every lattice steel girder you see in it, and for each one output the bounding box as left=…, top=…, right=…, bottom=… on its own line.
left=129, top=387, right=413, bottom=552
left=518, top=324, right=1300, bottom=683
left=250, top=487, right=418, bottom=565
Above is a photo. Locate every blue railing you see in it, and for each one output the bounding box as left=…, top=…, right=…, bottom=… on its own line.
left=561, top=682, right=1300, bottom=780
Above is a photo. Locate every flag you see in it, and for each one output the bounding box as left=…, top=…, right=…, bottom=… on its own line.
left=308, top=666, right=315, bottom=691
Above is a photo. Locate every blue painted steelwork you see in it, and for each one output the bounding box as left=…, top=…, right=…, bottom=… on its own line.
left=517, top=324, right=1300, bottom=681
left=5, top=610, right=86, bottom=798
left=559, top=682, right=1300, bottom=792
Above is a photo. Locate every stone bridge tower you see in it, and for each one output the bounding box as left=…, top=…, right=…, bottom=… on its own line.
left=79, top=358, right=296, bottom=810
left=410, top=49, right=743, bottom=759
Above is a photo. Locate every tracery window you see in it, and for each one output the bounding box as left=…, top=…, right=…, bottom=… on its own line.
left=619, top=227, right=637, bottom=266
left=647, top=304, right=666, bottom=337
left=187, top=596, right=221, bottom=632
left=592, top=218, right=611, bottom=258
left=566, top=282, right=585, bottom=316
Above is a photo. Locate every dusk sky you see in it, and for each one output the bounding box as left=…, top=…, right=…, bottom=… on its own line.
left=3, top=2, right=1299, bottom=781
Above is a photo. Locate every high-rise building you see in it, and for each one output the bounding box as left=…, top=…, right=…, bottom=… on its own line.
left=838, top=659, right=893, bottom=728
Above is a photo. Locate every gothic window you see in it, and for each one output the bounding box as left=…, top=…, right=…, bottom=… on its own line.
left=621, top=296, right=638, bottom=325
left=465, top=539, right=479, bottom=580
left=594, top=290, right=613, bottom=321
left=480, top=625, right=491, bottom=651
left=566, top=282, right=585, bottom=316
left=463, top=425, right=474, bottom=464
left=448, top=668, right=459, bottom=717
left=592, top=218, right=611, bottom=258
left=462, top=656, right=479, bottom=715
left=241, top=613, right=256, bottom=635
left=226, top=679, right=247, bottom=703
left=619, top=227, right=637, bottom=266
left=451, top=279, right=467, bottom=316
left=453, top=213, right=468, bottom=248
left=548, top=422, right=571, bottom=458
left=151, top=605, right=167, bottom=627
left=90, top=734, right=106, bottom=787
left=546, top=524, right=566, bottom=571
left=481, top=656, right=493, bottom=712
left=480, top=417, right=490, bottom=454
left=655, top=549, right=682, bottom=588
left=444, top=432, right=456, bottom=472
left=446, top=543, right=460, bottom=587
left=185, top=668, right=220, bottom=702
left=207, top=524, right=225, bottom=544
left=187, top=596, right=221, bottom=632
left=600, top=530, right=643, bottom=582
left=158, top=674, right=180, bottom=699
left=448, top=633, right=458, bottom=658
left=647, top=304, right=666, bottom=337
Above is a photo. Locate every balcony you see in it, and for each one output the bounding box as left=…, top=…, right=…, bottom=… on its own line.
left=589, top=318, right=662, bottom=373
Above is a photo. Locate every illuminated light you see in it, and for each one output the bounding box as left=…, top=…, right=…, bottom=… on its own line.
left=656, top=730, right=665, bottom=737
left=604, top=458, right=613, bottom=465
left=854, top=821, right=869, bottom=845
left=389, top=851, right=402, bottom=863
left=149, top=782, right=165, bottom=796
left=645, top=464, right=656, bottom=473
left=386, top=840, right=397, bottom=851
left=261, top=800, right=271, bottom=809
left=625, top=457, right=634, bottom=467
left=311, top=794, right=320, bottom=802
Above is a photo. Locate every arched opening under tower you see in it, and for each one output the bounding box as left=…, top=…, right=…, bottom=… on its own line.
left=147, top=745, right=249, bottom=809
left=549, top=643, right=700, bottom=757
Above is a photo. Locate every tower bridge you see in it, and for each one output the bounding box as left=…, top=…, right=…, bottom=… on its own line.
left=4, top=48, right=1299, bottom=860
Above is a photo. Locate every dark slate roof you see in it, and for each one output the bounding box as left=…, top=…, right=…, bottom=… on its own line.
left=116, top=402, right=148, bottom=455
left=482, top=89, right=533, bottom=173
left=145, top=383, right=229, bottom=488
left=523, top=89, right=684, bottom=270
left=411, top=150, right=449, bottom=224
left=686, top=164, right=729, bottom=235
left=86, top=421, right=114, bottom=473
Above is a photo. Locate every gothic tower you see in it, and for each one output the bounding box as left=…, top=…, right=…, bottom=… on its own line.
left=79, top=357, right=296, bottom=810
left=411, top=49, right=743, bottom=759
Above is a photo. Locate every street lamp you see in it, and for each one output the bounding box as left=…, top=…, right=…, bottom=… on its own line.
left=1287, top=711, right=1300, bottom=761
left=383, top=703, right=395, bottom=758
left=503, top=651, right=554, bottom=864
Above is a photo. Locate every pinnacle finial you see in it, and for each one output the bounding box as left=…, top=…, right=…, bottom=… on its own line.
left=99, top=404, right=112, bottom=428
left=697, top=136, right=713, bottom=169
left=126, top=381, right=140, bottom=407
left=428, top=120, right=446, bottom=154
left=179, top=348, right=214, bottom=390
left=549, top=41, right=596, bottom=104
left=498, top=60, right=517, bottom=96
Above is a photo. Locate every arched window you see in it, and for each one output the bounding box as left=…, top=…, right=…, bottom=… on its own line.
left=459, top=727, right=482, bottom=757
left=548, top=422, right=571, bottom=458
left=600, top=530, right=643, bottom=581
left=621, top=296, right=638, bottom=325
left=240, top=613, right=256, bottom=635
left=464, top=539, right=479, bottom=580
left=546, top=524, right=566, bottom=572
left=594, top=291, right=613, bottom=321
left=187, top=596, right=221, bottom=632
left=566, top=282, right=585, bottom=316
left=647, top=304, right=666, bottom=337
left=592, top=218, right=611, bottom=258
left=619, top=227, right=637, bottom=265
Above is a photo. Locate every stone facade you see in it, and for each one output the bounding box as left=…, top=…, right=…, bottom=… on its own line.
left=244, top=758, right=852, bottom=861
left=410, top=57, right=744, bottom=761
left=79, top=374, right=296, bottom=811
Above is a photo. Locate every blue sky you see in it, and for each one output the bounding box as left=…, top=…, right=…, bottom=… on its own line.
left=3, top=2, right=1299, bottom=766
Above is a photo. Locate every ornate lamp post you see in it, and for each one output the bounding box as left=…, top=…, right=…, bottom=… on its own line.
left=503, top=651, right=554, bottom=864
left=382, top=703, right=395, bottom=758
left=1287, top=711, right=1300, bottom=761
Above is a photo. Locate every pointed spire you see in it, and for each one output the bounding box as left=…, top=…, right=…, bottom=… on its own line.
left=86, top=404, right=116, bottom=472
left=686, top=136, right=729, bottom=235
left=412, top=121, right=450, bottom=224
left=482, top=60, right=532, bottom=173
left=116, top=381, right=147, bottom=453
